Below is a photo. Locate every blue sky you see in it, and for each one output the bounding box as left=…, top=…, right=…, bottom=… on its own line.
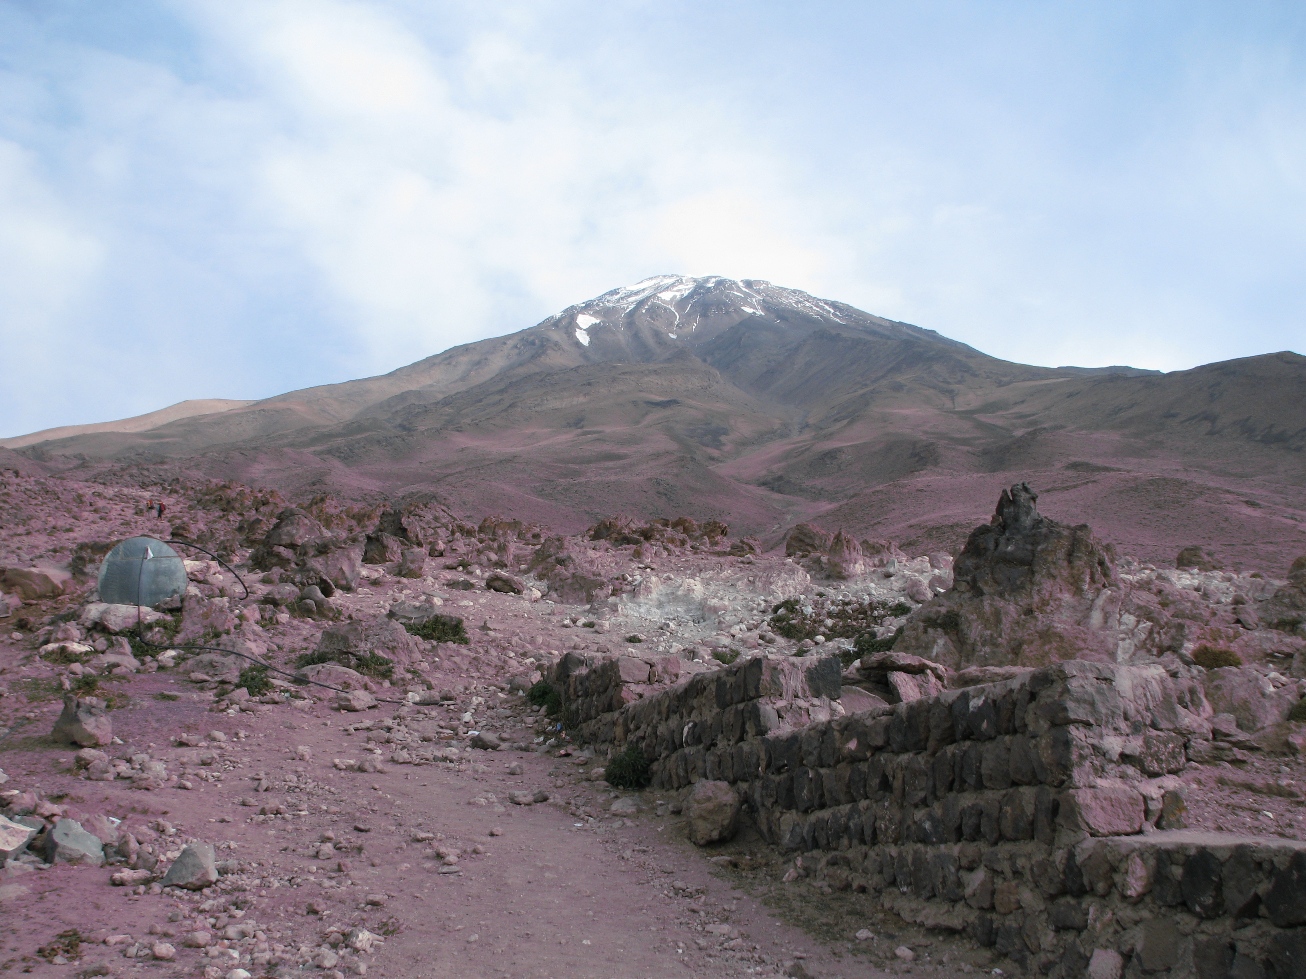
left=2, top=1, right=1304, bottom=437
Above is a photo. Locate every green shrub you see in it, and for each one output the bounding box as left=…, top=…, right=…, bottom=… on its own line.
left=1192, top=645, right=1242, bottom=670
left=527, top=680, right=562, bottom=715
left=238, top=664, right=272, bottom=697
left=853, top=628, right=900, bottom=659
left=403, top=616, right=469, bottom=644
left=1288, top=698, right=1306, bottom=723
left=626, top=635, right=644, bottom=643
left=605, top=743, right=651, bottom=789
left=711, top=648, right=739, bottom=666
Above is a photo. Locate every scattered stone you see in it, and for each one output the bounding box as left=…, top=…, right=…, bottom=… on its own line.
left=160, top=843, right=219, bottom=890
left=337, top=689, right=378, bottom=712
left=1087, top=948, right=1124, bottom=979
left=683, top=780, right=740, bottom=846
left=52, top=693, right=113, bottom=747
left=485, top=571, right=526, bottom=594
left=111, top=869, right=154, bottom=886
left=150, top=941, right=175, bottom=961
left=0, top=814, right=37, bottom=864
left=470, top=731, right=501, bottom=750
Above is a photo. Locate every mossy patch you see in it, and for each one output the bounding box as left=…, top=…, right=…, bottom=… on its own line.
left=1193, top=645, right=1242, bottom=669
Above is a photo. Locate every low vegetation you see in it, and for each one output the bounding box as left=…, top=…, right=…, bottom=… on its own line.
left=1192, top=645, right=1243, bottom=669
left=604, top=743, right=651, bottom=789
left=527, top=680, right=562, bottom=716
left=238, top=664, right=272, bottom=696
left=402, top=616, right=469, bottom=644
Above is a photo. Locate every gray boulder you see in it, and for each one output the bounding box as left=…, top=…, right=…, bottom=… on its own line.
left=52, top=694, right=113, bottom=747
left=161, top=843, right=218, bottom=890
left=41, top=818, right=105, bottom=866
left=684, top=780, right=740, bottom=846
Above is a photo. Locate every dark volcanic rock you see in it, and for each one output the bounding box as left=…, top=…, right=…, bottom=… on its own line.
left=894, top=483, right=1121, bottom=668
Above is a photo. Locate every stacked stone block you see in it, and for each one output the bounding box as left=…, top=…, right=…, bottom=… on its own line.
left=561, top=654, right=1305, bottom=976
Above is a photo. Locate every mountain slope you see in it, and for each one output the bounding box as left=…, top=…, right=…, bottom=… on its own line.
left=14, top=275, right=1306, bottom=572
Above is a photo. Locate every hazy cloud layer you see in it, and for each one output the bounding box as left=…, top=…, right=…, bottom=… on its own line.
left=2, top=1, right=1304, bottom=435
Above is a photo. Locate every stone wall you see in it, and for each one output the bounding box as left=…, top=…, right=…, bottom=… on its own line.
left=560, top=654, right=1305, bottom=978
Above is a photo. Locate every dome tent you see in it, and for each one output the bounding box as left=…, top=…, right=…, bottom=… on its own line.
left=96, top=536, right=188, bottom=608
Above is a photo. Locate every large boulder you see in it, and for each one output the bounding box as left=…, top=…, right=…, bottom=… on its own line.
left=296, top=662, right=370, bottom=691
left=825, top=532, right=865, bottom=579
left=363, top=533, right=405, bottom=565
left=0, top=566, right=70, bottom=601
left=529, top=537, right=613, bottom=605
left=302, top=543, right=363, bottom=593
left=397, top=547, right=427, bottom=579
left=310, top=616, right=425, bottom=672
left=249, top=509, right=361, bottom=591
left=80, top=602, right=167, bottom=634
left=184, top=652, right=242, bottom=683
left=262, top=508, right=326, bottom=549
left=1203, top=667, right=1297, bottom=732
left=684, top=780, right=740, bottom=846
left=40, top=818, right=105, bottom=866
left=52, top=694, right=112, bottom=747
left=894, top=483, right=1121, bottom=669
left=175, top=594, right=240, bottom=645
left=785, top=524, right=832, bottom=557
left=853, top=651, right=950, bottom=704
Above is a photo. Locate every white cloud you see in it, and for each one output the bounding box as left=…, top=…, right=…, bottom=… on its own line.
left=1, top=1, right=1303, bottom=436
left=0, top=140, right=104, bottom=433
left=180, top=0, right=833, bottom=370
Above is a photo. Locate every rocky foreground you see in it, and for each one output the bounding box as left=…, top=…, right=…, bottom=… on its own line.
left=1, top=469, right=1305, bottom=978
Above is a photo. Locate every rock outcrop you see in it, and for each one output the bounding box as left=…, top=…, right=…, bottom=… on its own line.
left=895, top=483, right=1120, bottom=668
left=784, top=524, right=907, bottom=579
left=249, top=508, right=362, bottom=592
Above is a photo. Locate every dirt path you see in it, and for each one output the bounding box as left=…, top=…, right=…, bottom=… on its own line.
left=2, top=673, right=961, bottom=979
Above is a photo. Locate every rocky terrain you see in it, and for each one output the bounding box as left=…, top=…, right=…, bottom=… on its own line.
left=2, top=458, right=1306, bottom=978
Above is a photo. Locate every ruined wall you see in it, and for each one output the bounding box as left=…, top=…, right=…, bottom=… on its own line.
left=562, top=655, right=1305, bottom=978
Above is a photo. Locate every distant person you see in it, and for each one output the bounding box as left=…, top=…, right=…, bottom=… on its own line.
left=158, top=502, right=166, bottom=519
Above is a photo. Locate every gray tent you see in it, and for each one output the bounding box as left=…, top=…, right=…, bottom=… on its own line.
left=97, top=537, right=188, bottom=608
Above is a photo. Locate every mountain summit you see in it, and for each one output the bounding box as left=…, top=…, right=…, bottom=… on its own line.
left=9, top=276, right=1305, bottom=570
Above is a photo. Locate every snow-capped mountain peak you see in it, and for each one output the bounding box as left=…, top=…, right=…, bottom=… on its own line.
left=548, top=275, right=856, bottom=350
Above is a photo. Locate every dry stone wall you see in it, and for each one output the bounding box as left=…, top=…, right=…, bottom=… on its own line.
left=561, top=654, right=1305, bottom=978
